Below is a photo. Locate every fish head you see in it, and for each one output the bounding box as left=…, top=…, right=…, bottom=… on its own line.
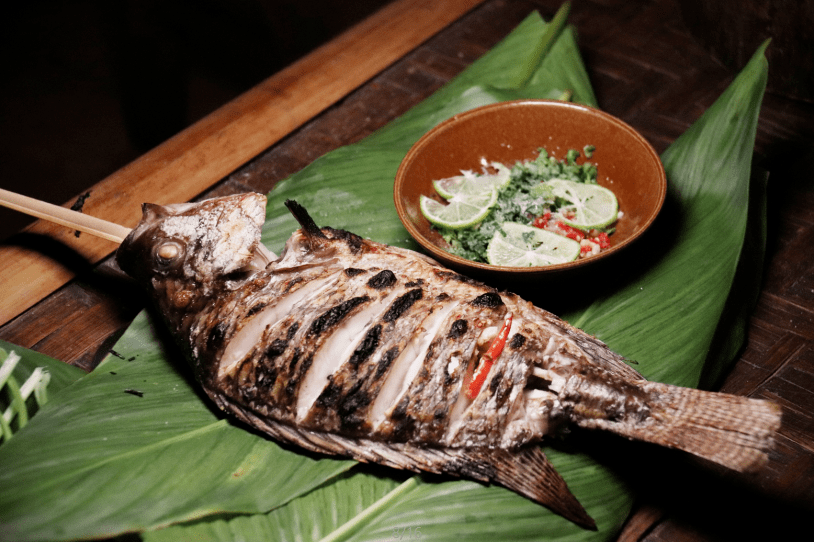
left=116, top=192, right=269, bottom=288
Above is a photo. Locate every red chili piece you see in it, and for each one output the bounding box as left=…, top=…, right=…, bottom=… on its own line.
left=555, top=221, right=585, bottom=242
left=532, top=212, right=552, bottom=229
left=467, top=312, right=513, bottom=399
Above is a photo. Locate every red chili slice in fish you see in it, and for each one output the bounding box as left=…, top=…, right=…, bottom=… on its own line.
left=467, top=313, right=513, bottom=399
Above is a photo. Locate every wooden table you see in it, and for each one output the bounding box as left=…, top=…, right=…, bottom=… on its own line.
left=2, top=0, right=812, bottom=539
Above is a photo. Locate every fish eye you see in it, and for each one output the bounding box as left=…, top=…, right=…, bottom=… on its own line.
left=154, top=240, right=184, bottom=267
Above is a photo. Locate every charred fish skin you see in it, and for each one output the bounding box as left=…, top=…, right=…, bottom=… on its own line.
left=116, top=193, right=782, bottom=530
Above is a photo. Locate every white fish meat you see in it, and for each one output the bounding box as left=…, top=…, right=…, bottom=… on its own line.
left=115, top=192, right=782, bottom=529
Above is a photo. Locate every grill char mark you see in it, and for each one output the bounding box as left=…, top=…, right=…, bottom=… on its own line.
left=308, top=296, right=370, bottom=337
left=315, top=380, right=342, bottom=409
left=471, top=292, right=504, bottom=308
left=283, top=348, right=302, bottom=397
left=509, top=334, right=526, bottom=349
left=383, top=288, right=422, bottom=322
left=349, top=324, right=382, bottom=367
left=376, top=347, right=399, bottom=378
left=207, top=322, right=228, bottom=350
left=286, top=322, right=300, bottom=340
left=448, top=319, right=468, bottom=339
left=263, top=323, right=298, bottom=360
left=338, top=381, right=372, bottom=431
left=246, top=302, right=268, bottom=317
left=324, top=226, right=364, bottom=252
left=367, top=270, right=397, bottom=289
left=266, top=338, right=287, bottom=359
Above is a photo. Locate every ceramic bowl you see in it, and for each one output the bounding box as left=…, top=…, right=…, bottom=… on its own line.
left=393, top=99, right=667, bottom=280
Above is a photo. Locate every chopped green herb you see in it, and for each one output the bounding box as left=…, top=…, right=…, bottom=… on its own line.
left=432, top=147, right=616, bottom=264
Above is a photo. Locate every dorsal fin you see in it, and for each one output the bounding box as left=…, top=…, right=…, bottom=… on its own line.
left=285, top=199, right=328, bottom=240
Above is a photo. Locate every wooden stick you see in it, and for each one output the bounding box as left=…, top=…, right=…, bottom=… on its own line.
left=0, top=189, right=130, bottom=244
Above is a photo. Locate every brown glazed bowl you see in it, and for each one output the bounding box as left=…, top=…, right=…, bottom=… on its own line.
left=394, top=100, right=667, bottom=280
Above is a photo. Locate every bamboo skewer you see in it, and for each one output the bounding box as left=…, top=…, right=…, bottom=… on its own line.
left=0, top=188, right=131, bottom=244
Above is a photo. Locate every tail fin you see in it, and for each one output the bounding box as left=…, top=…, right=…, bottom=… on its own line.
left=564, top=374, right=782, bottom=472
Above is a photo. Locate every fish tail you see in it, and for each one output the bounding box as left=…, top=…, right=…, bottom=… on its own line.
left=565, top=375, right=782, bottom=473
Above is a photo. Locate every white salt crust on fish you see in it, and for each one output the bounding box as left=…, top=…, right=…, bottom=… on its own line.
left=115, top=193, right=782, bottom=530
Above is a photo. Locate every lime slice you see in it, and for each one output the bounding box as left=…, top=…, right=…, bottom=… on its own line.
left=420, top=188, right=497, bottom=229
left=433, top=165, right=511, bottom=200
left=545, top=179, right=618, bottom=230
left=486, top=222, right=580, bottom=267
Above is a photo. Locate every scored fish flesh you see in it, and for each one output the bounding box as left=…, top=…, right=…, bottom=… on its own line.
left=115, top=192, right=782, bottom=530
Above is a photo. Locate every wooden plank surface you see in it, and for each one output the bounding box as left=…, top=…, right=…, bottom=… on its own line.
left=1, top=0, right=813, bottom=540
left=0, top=0, right=485, bottom=327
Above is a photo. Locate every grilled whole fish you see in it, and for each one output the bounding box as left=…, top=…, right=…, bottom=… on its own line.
left=116, top=192, right=781, bottom=529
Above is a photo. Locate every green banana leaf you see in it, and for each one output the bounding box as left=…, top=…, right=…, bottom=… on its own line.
left=0, top=4, right=769, bottom=541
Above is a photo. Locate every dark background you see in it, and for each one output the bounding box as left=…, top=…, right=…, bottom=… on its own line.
left=0, top=0, right=392, bottom=240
